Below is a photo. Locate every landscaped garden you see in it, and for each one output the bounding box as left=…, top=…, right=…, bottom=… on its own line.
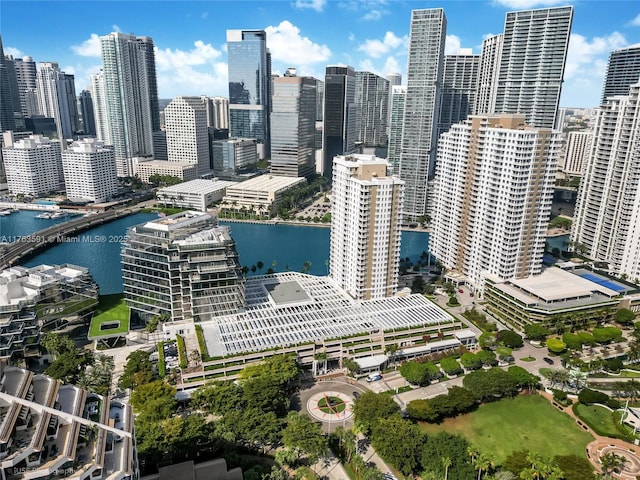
left=573, top=403, right=622, bottom=438
left=88, top=294, right=130, bottom=339
left=418, top=395, right=593, bottom=462
left=317, top=396, right=346, bottom=414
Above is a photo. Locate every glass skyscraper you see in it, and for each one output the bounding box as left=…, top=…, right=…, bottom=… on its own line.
left=227, top=29, right=271, bottom=159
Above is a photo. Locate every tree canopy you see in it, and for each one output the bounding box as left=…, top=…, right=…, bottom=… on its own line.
left=352, top=391, right=401, bottom=434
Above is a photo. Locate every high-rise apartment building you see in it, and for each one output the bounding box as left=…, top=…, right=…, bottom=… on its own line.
left=474, top=34, right=503, bottom=117
left=601, top=44, right=640, bottom=103
left=36, top=62, right=79, bottom=141
left=0, top=35, right=16, bottom=132
left=61, top=138, right=118, bottom=203
left=270, top=75, right=317, bottom=178
left=10, top=55, right=38, bottom=116
left=438, top=51, right=480, bottom=139
left=227, top=30, right=271, bottom=159
left=201, top=96, right=229, bottom=129
left=489, top=6, right=573, bottom=129
left=165, top=96, right=210, bottom=175
left=563, top=131, right=592, bottom=176
left=397, top=9, right=446, bottom=220
left=330, top=154, right=404, bottom=300
left=355, top=71, right=389, bottom=147
left=431, top=115, right=560, bottom=290
left=2, top=133, right=63, bottom=195
left=78, top=89, right=96, bottom=136
left=386, top=85, right=406, bottom=176
left=386, top=73, right=402, bottom=87
left=90, top=70, right=109, bottom=143
left=122, top=211, right=245, bottom=322
left=323, top=65, right=356, bottom=178
left=100, top=32, right=159, bottom=176
left=572, top=83, right=640, bottom=281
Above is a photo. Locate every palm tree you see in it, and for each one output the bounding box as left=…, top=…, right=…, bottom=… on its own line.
left=600, top=452, right=626, bottom=478
left=570, top=370, right=587, bottom=391
left=313, top=351, right=328, bottom=375
left=473, top=452, right=494, bottom=480
left=385, top=343, right=399, bottom=368
left=442, top=456, right=452, bottom=480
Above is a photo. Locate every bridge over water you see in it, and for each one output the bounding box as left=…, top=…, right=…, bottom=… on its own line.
left=0, top=206, right=143, bottom=269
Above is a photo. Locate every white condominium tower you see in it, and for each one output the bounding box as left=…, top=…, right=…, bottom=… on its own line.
left=572, top=83, right=640, bottom=281
left=1, top=133, right=63, bottom=196
left=387, top=85, right=406, bottom=176
left=476, top=6, right=573, bottom=129
left=562, top=131, right=593, bottom=176
left=397, top=8, right=446, bottom=220
left=100, top=32, right=159, bottom=177
left=431, top=115, right=560, bottom=290
left=62, top=138, right=118, bottom=203
left=330, top=154, right=404, bottom=300
left=165, top=96, right=210, bottom=175
left=90, top=70, right=110, bottom=144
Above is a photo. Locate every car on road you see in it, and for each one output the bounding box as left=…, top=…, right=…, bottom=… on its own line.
left=543, top=357, right=554, bottom=365
left=383, top=473, right=398, bottom=480
left=353, top=391, right=361, bottom=399
left=366, top=373, right=383, bottom=382
left=458, top=289, right=464, bottom=293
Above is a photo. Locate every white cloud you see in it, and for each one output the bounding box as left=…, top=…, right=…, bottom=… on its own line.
left=363, top=9, right=383, bottom=21
left=492, top=0, right=566, bottom=8
left=154, top=41, right=227, bottom=98
left=5, top=47, right=23, bottom=57
left=560, top=31, right=627, bottom=107
left=358, top=32, right=407, bottom=58
left=564, top=32, right=626, bottom=80
left=71, top=33, right=102, bottom=57
left=265, top=20, right=331, bottom=68
left=348, top=33, right=355, bottom=42
left=200, top=12, right=209, bottom=20
left=629, top=13, right=640, bottom=26
left=445, top=35, right=462, bottom=55
left=112, top=24, right=122, bottom=33
left=383, top=57, right=401, bottom=75
left=293, top=0, right=326, bottom=12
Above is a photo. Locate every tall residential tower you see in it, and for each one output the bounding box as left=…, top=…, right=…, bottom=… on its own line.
left=330, top=154, right=404, bottom=300
left=397, top=8, right=446, bottom=220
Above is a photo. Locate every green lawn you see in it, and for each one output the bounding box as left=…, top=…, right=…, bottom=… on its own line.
left=573, top=403, right=624, bottom=438
left=419, top=395, right=593, bottom=462
left=88, top=294, right=130, bottom=339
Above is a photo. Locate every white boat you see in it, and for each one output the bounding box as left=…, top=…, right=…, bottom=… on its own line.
left=35, top=212, right=52, bottom=219
left=0, top=210, right=12, bottom=216
left=49, top=211, right=67, bottom=219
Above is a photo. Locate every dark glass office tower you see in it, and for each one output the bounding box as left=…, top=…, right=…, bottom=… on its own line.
left=323, top=65, right=356, bottom=179
left=0, top=35, right=16, bottom=132
left=78, top=90, right=96, bottom=135
left=227, top=29, right=271, bottom=159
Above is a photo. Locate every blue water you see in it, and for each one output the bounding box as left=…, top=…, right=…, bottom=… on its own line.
left=220, top=221, right=430, bottom=276
left=35, top=200, right=57, bottom=205
left=23, top=212, right=159, bottom=294
left=12, top=213, right=430, bottom=294
left=0, top=210, right=70, bottom=242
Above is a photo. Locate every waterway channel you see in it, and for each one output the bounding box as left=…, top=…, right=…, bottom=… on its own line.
left=7, top=212, right=430, bottom=294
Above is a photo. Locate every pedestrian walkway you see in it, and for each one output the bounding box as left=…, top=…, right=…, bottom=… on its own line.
left=539, top=390, right=640, bottom=479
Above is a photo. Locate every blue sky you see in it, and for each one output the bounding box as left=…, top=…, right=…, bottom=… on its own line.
left=2, top=0, right=640, bottom=108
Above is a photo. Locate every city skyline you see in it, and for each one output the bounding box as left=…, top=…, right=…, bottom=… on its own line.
left=1, top=1, right=639, bottom=109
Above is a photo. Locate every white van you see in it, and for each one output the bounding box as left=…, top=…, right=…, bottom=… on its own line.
left=366, top=372, right=382, bottom=382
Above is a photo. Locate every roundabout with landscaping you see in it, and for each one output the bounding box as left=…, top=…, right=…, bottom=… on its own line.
left=306, top=391, right=354, bottom=422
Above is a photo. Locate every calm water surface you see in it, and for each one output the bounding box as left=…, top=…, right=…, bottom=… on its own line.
left=12, top=213, right=430, bottom=294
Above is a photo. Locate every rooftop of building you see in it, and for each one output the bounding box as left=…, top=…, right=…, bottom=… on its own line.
left=0, top=365, right=135, bottom=480
left=200, top=272, right=453, bottom=358
left=486, top=267, right=629, bottom=309
left=158, top=179, right=237, bottom=195
left=0, top=264, right=90, bottom=308
left=65, top=138, right=111, bottom=154
left=139, top=210, right=215, bottom=232
left=226, top=174, right=305, bottom=193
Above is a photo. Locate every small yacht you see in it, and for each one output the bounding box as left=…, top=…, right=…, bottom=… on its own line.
left=35, top=212, right=52, bottom=219
left=0, top=210, right=12, bottom=216
left=49, top=211, right=67, bottom=219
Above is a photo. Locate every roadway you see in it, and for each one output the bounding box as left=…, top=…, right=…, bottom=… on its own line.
left=0, top=205, right=145, bottom=269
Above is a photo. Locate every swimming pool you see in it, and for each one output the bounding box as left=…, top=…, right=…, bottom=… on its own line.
left=574, top=271, right=627, bottom=292
left=35, top=200, right=56, bottom=205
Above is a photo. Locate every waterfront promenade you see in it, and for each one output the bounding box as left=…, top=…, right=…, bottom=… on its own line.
left=0, top=205, right=144, bottom=269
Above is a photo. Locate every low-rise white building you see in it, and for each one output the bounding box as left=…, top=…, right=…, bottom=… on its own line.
left=62, top=138, right=118, bottom=203
left=1, top=132, right=63, bottom=196
left=133, top=159, right=199, bottom=184
left=157, top=179, right=236, bottom=211
left=222, top=174, right=305, bottom=214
